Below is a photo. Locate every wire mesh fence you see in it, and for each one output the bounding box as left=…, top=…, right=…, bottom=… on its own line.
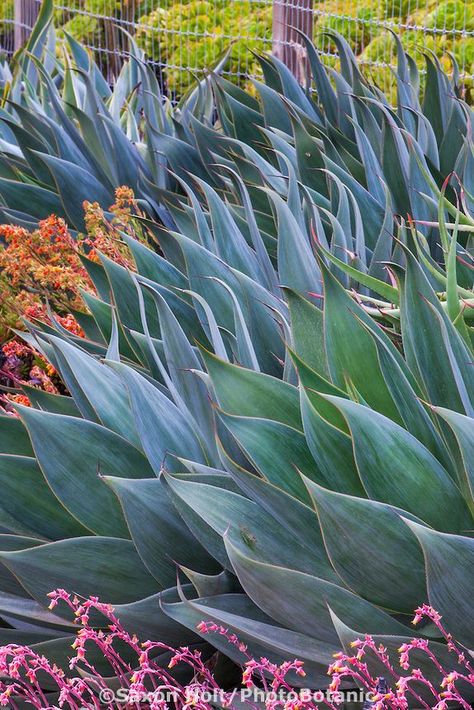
left=0, top=2, right=15, bottom=55
left=1, top=0, right=473, bottom=99
left=0, top=0, right=40, bottom=55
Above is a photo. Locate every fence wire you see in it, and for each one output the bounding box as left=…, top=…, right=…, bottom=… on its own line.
left=1, top=0, right=473, bottom=99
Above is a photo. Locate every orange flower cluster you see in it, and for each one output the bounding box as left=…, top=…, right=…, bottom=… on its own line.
left=55, top=313, right=85, bottom=337
left=22, top=304, right=85, bottom=339
left=5, top=394, right=31, bottom=408
left=1, top=339, right=31, bottom=359
left=0, top=215, right=92, bottom=336
left=0, top=216, right=88, bottom=291
left=0, top=186, right=144, bottom=414
left=82, top=201, right=135, bottom=270
left=110, top=185, right=138, bottom=224
left=82, top=185, right=143, bottom=270
left=0, top=186, right=143, bottom=337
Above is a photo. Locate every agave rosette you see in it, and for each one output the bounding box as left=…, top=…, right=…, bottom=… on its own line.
left=1, top=0, right=474, bottom=256
left=0, top=3, right=473, bottom=695
left=0, top=169, right=473, bottom=691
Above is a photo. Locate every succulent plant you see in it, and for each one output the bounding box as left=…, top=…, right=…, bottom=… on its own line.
left=0, top=11, right=474, bottom=693
left=1, top=0, right=474, bottom=243
left=0, top=0, right=213, bottom=232
left=5, top=0, right=471, bottom=100
left=1, top=186, right=473, bottom=691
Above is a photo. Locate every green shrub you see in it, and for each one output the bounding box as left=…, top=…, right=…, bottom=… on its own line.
left=317, top=0, right=381, bottom=54
left=426, top=0, right=474, bottom=32
left=50, top=0, right=474, bottom=98
left=135, top=0, right=272, bottom=94
left=0, top=0, right=14, bottom=36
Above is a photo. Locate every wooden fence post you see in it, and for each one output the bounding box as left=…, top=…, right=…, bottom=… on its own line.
left=272, top=0, right=314, bottom=82
left=104, top=0, right=136, bottom=82
left=14, top=0, right=39, bottom=50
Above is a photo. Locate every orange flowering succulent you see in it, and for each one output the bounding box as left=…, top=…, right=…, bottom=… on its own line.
left=0, top=215, right=92, bottom=333
left=82, top=185, right=144, bottom=270
left=0, top=186, right=144, bottom=414
left=4, top=393, right=31, bottom=408
left=82, top=201, right=136, bottom=270
left=0, top=187, right=143, bottom=332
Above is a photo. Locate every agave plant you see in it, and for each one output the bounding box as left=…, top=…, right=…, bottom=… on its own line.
left=0, top=6, right=474, bottom=695
left=0, top=0, right=222, bottom=232
left=0, top=173, right=473, bottom=694
left=1, top=0, right=473, bottom=269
